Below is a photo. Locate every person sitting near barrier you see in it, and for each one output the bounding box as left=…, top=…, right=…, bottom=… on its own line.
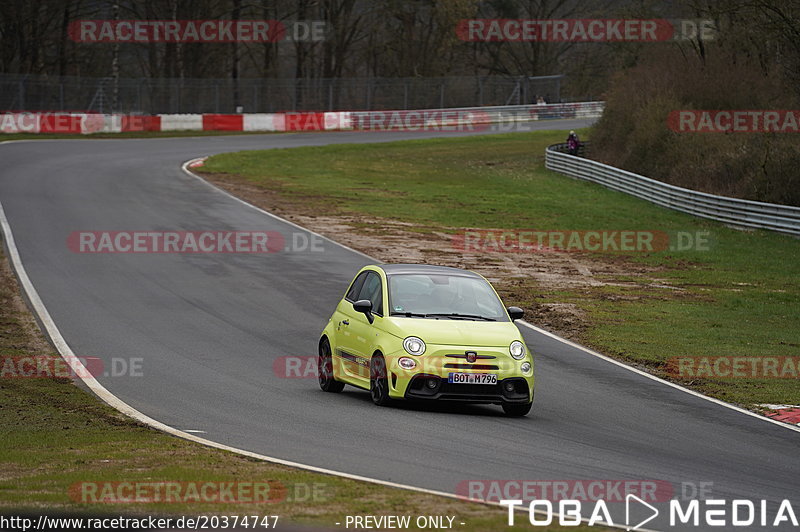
left=567, top=130, right=580, bottom=156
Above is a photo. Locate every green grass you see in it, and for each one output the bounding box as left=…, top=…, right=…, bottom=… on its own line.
left=0, top=246, right=598, bottom=530
left=201, top=130, right=800, bottom=407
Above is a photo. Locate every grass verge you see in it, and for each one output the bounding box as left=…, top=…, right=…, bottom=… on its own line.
left=199, top=129, right=800, bottom=409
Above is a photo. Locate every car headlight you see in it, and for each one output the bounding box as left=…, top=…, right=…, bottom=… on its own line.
left=403, top=336, right=426, bottom=356
left=510, top=340, right=526, bottom=360
left=520, top=361, right=532, bottom=374
left=398, top=357, right=417, bottom=370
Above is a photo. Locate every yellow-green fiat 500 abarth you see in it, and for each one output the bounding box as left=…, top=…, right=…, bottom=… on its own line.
left=318, top=264, right=534, bottom=416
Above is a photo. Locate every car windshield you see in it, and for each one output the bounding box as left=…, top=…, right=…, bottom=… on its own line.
left=387, top=273, right=508, bottom=321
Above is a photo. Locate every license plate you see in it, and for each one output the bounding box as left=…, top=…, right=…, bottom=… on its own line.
left=448, top=373, right=497, bottom=385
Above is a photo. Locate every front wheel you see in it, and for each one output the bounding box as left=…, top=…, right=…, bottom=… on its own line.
left=370, top=355, right=391, bottom=406
left=502, top=402, right=532, bottom=417
left=318, top=338, right=344, bottom=393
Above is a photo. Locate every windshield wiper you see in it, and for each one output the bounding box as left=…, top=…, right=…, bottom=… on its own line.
left=390, top=312, right=497, bottom=321
left=424, top=313, right=497, bottom=321
left=390, top=311, right=430, bottom=318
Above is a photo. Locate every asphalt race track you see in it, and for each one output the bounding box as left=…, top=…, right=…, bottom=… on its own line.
left=1, top=121, right=798, bottom=531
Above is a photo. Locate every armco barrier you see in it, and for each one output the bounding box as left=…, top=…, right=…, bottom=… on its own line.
left=546, top=143, right=800, bottom=236
left=0, top=102, right=604, bottom=135
left=202, top=114, right=244, bottom=131
left=349, top=102, right=604, bottom=129
left=242, top=113, right=282, bottom=131
left=159, top=114, right=203, bottom=131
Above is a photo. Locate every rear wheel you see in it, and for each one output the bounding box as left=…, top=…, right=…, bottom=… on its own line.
left=370, top=354, right=391, bottom=406
left=318, top=338, right=344, bottom=393
left=502, top=401, right=532, bottom=417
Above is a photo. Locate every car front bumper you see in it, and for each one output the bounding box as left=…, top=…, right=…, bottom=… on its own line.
left=385, top=344, right=534, bottom=404
left=403, top=374, right=531, bottom=404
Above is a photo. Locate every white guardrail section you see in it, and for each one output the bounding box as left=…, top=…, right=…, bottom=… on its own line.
left=546, top=143, right=800, bottom=236
left=348, top=101, right=606, bottom=128
left=0, top=101, right=606, bottom=134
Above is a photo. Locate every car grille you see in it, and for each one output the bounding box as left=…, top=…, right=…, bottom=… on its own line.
left=443, top=363, right=499, bottom=370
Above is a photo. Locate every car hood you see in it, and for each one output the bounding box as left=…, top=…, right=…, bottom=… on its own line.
left=383, top=317, right=521, bottom=347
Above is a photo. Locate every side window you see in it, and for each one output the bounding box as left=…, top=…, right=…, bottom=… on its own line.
left=345, top=272, right=369, bottom=302
left=357, top=272, right=383, bottom=317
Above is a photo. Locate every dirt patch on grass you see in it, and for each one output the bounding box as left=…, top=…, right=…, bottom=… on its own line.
left=201, top=171, right=677, bottom=342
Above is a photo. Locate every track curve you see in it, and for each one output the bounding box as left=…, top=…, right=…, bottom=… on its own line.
left=1, top=121, right=798, bottom=531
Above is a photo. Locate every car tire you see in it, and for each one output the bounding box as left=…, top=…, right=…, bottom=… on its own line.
left=370, top=354, right=392, bottom=406
left=502, top=401, right=532, bottom=417
left=318, top=338, right=344, bottom=393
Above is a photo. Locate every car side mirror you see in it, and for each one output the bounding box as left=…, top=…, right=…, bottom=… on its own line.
left=507, top=306, right=524, bottom=320
left=353, top=299, right=374, bottom=324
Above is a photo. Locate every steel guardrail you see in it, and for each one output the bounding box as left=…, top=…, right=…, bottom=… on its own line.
left=546, top=143, right=800, bottom=236
left=349, top=102, right=605, bottom=129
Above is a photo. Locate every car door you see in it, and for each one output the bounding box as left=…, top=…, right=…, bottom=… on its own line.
left=338, top=271, right=384, bottom=385
left=333, top=271, right=368, bottom=378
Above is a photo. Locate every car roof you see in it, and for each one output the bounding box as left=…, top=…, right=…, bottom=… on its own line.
left=377, top=263, right=483, bottom=279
